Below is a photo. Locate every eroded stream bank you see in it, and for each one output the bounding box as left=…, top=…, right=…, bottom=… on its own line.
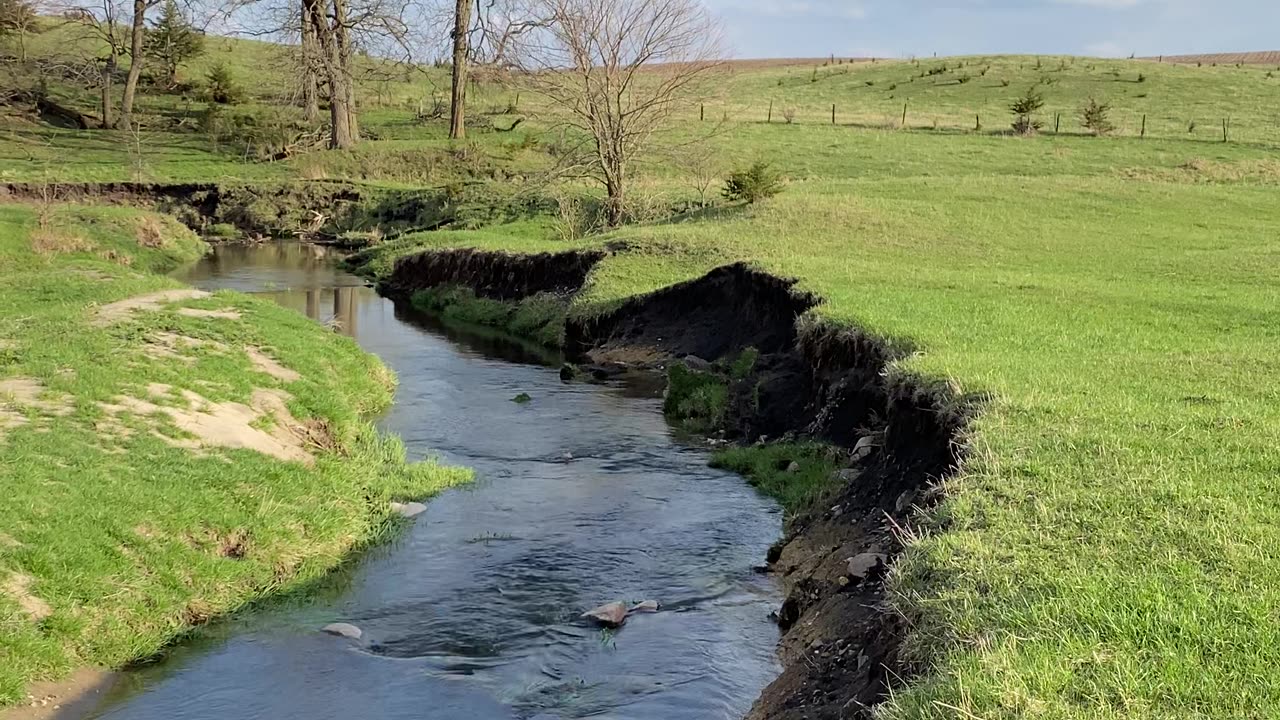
left=72, top=242, right=786, bottom=720
left=376, top=247, right=975, bottom=719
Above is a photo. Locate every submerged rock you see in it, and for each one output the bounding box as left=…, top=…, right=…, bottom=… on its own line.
left=581, top=602, right=630, bottom=628
left=322, top=623, right=363, bottom=640
left=559, top=364, right=578, bottom=382
left=511, top=393, right=532, bottom=404
left=391, top=501, right=427, bottom=518
left=629, top=600, right=660, bottom=614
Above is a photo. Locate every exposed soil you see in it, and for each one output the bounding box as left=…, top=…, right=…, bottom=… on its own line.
left=384, top=247, right=606, bottom=301
left=99, top=385, right=314, bottom=465
left=93, top=289, right=211, bottom=326
left=0, top=669, right=117, bottom=720
left=384, top=249, right=978, bottom=718
left=0, top=182, right=446, bottom=244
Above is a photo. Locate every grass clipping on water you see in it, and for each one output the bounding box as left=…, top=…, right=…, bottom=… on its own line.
left=0, top=203, right=469, bottom=705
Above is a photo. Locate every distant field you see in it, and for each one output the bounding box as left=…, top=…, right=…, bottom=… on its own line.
left=1146, top=50, right=1280, bottom=65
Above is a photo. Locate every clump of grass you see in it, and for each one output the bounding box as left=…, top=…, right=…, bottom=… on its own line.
left=710, top=443, right=841, bottom=513
left=663, top=363, right=728, bottom=433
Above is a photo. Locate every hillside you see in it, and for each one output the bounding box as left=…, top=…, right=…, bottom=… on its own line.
left=4, top=27, right=1280, bottom=720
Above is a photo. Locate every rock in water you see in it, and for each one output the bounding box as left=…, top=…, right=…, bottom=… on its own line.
left=391, top=501, right=427, bottom=518
left=581, top=602, right=630, bottom=628
left=629, top=600, right=660, bottom=614
left=322, top=623, right=363, bottom=640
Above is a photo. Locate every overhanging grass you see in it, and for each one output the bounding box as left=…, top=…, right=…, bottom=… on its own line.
left=0, top=203, right=469, bottom=705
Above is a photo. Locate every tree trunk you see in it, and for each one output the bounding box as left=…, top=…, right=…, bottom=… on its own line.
left=300, top=0, right=319, bottom=123
left=118, top=0, right=148, bottom=129
left=605, top=177, right=624, bottom=226
left=448, top=0, right=472, bottom=140
left=100, top=52, right=117, bottom=129
left=332, top=0, right=358, bottom=142
left=304, top=0, right=354, bottom=149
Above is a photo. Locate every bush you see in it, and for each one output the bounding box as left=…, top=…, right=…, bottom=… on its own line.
left=1009, top=87, right=1045, bottom=135
left=1081, top=97, right=1114, bottom=136
left=723, top=162, right=782, bottom=204
left=205, top=63, right=243, bottom=104
left=781, top=106, right=796, bottom=124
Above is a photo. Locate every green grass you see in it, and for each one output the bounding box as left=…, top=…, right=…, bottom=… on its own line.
left=710, top=443, right=842, bottom=514
left=0, top=203, right=468, bottom=705
left=8, top=27, right=1280, bottom=718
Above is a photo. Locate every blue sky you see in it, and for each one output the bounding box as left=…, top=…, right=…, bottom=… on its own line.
left=701, top=0, right=1279, bottom=59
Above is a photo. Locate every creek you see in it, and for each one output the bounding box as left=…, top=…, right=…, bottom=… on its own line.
left=80, top=242, right=784, bottom=720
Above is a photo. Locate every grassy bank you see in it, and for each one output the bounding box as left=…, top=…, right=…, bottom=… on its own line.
left=0, top=202, right=468, bottom=705
left=349, top=160, right=1280, bottom=719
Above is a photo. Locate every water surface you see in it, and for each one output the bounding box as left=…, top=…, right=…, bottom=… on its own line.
left=83, top=242, right=783, bottom=720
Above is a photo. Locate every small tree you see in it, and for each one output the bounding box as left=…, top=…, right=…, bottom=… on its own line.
left=1009, top=87, right=1045, bottom=135
left=520, top=0, right=723, bottom=226
left=0, top=0, right=38, bottom=62
left=204, top=63, right=242, bottom=104
left=1081, top=97, right=1114, bottom=136
left=143, top=0, right=203, bottom=88
left=723, top=162, right=781, bottom=204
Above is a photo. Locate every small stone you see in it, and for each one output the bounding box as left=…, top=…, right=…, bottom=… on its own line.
left=837, top=575, right=850, bottom=586
left=582, top=601, right=629, bottom=628
left=561, top=452, right=574, bottom=462
left=844, top=553, right=888, bottom=580
left=629, top=600, right=660, bottom=614
left=390, top=501, right=427, bottom=518
left=785, top=461, right=801, bottom=473
left=322, top=623, right=363, bottom=640
left=832, top=468, right=861, bottom=483
left=852, top=435, right=879, bottom=460
left=894, top=490, right=916, bottom=513
left=511, top=392, right=532, bottom=404
left=681, top=355, right=712, bottom=372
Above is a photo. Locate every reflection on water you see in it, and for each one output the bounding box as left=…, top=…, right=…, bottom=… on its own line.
left=86, top=242, right=786, bottom=720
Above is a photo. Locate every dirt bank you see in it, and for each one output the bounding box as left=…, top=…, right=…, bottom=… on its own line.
left=384, top=249, right=977, bottom=718
left=384, top=247, right=606, bottom=301
left=0, top=182, right=459, bottom=244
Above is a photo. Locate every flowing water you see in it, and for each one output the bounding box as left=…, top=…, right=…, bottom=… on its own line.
left=80, top=242, right=784, bottom=720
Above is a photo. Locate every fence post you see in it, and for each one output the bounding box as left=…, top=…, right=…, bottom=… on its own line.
left=1055, top=113, right=1061, bottom=133
left=1141, top=114, right=1146, bottom=138
left=768, top=100, right=773, bottom=123
left=902, top=102, right=908, bottom=128
left=1222, top=117, right=1230, bottom=142
left=832, top=104, right=836, bottom=125
left=975, top=114, right=981, bottom=131
left=700, top=104, right=705, bottom=121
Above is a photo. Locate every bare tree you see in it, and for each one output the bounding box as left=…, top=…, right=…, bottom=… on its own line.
left=448, top=0, right=471, bottom=139
left=117, top=0, right=160, bottom=128
left=52, top=0, right=130, bottom=127
left=0, top=0, right=40, bottom=62
left=301, top=0, right=359, bottom=147
left=519, top=0, right=722, bottom=225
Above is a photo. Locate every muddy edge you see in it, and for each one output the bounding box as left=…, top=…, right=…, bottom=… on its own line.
left=386, top=248, right=976, bottom=720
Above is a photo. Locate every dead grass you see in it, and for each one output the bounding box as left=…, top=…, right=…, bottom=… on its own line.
left=133, top=216, right=168, bottom=249
left=30, top=230, right=90, bottom=257
left=1119, top=157, right=1280, bottom=184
